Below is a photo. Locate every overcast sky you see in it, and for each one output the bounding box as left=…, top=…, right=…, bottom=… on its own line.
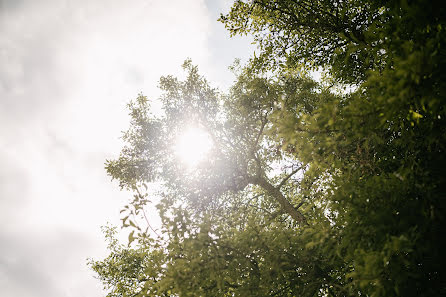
left=0, top=0, right=252, bottom=296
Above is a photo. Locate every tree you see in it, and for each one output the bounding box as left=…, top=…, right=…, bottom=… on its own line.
left=105, top=60, right=310, bottom=223
left=90, top=1, right=446, bottom=296
left=91, top=61, right=350, bottom=296
left=221, top=1, right=446, bottom=296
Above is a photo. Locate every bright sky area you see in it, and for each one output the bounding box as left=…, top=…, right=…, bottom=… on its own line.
left=0, top=0, right=253, bottom=296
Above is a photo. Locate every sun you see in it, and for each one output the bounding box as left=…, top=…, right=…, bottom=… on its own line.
left=175, top=127, right=213, bottom=167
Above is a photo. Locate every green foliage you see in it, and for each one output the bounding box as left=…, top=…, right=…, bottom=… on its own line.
left=221, top=0, right=446, bottom=296
left=91, top=1, right=446, bottom=296
left=88, top=226, right=168, bottom=297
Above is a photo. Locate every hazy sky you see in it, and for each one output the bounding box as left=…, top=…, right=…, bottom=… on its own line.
left=0, top=0, right=252, bottom=296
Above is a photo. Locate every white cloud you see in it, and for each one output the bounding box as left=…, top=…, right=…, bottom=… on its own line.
left=0, top=0, right=254, bottom=296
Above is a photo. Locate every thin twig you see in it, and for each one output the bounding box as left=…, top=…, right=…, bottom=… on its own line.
left=142, top=208, right=161, bottom=238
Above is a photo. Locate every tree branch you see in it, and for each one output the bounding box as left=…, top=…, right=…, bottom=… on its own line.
left=248, top=175, right=308, bottom=225
left=253, top=113, right=268, bottom=149
left=276, top=165, right=302, bottom=189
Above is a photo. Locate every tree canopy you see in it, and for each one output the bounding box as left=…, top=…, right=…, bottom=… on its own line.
left=90, top=1, right=446, bottom=296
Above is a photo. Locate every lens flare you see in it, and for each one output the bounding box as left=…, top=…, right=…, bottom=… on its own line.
left=175, top=127, right=212, bottom=167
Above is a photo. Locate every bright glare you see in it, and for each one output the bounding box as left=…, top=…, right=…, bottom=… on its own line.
left=175, top=127, right=213, bottom=167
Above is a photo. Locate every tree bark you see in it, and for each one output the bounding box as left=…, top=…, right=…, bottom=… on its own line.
left=248, top=176, right=308, bottom=225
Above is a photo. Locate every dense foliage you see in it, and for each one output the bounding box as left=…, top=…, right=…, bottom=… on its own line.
left=90, top=1, right=446, bottom=296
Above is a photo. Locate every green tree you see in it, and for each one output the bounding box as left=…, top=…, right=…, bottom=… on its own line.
left=90, top=1, right=446, bottom=296
left=221, top=0, right=446, bottom=296
left=91, top=62, right=350, bottom=296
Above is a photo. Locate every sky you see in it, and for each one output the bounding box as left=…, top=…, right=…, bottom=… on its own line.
left=0, top=0, right=253, bottom=296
